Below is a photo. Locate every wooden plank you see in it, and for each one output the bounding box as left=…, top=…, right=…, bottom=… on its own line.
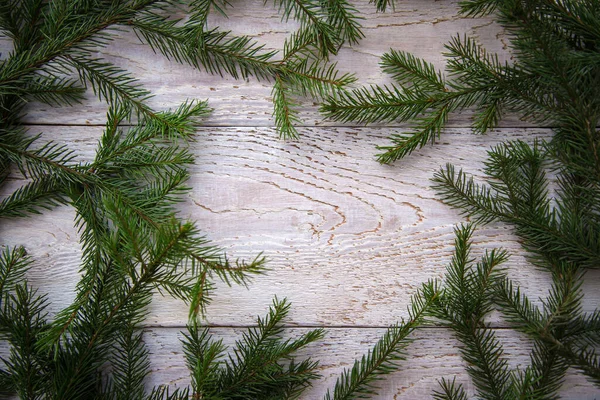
left=1, top=326, right=596, bottom=398
left=142, top=326, right=599, bottom=399
left=0, top=326, right=599, bottom=400
left=18, top=0, right=526, bottom=127
left=3, top=126, right=599, bottom=329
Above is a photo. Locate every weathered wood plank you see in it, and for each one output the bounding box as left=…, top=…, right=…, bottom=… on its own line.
left=2, top=326, right=596, bottom=398
left=142, top=326, right=598, bottom=399
left=3, top=126, right=599, bottom=329
left=17, top=0, right=524, bottom=128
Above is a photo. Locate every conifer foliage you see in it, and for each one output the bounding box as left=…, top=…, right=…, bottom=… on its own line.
left=2, top=0, right=600, bottom=399
left=0, top=1, right=361, bottom=398
left=323, top=0, right=600, bottom=398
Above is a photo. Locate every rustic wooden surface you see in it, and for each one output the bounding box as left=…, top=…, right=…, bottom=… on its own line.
left=2, top=1, right=599, bottom=398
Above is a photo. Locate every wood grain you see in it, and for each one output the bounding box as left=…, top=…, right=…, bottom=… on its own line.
left=2, top=1, right=599, bottom=398
left=143, top=327, right=597, bottom=399
left=3, top=126, right=599, bottom=330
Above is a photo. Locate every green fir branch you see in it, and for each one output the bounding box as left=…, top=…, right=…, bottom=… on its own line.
left=0, top=2, right=363, bottom=398
left=322, top=0, right=364, bottom=45
left=106, top=327, right=151, bottom=400
left=369, top=0, right=395, bottom=13
left=324, top=281, right=441, bottom=399
left=270, top=0, right=339, bottom=58
left=183, top=297, right=324, bottom=399
left=380, top=49, right=446, bottom=92
left=0, top=283, right=50, bottom=399
left=429, top=224, right=514, bottom=400
left=0, top=246, right=32, bottom=300
left=432, top=377, right=469, bottom=400
left=0, top=175, right=67, bottom=218
left=272, top=75, right=301, bottom=139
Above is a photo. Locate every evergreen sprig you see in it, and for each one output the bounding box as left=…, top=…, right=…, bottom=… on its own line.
left=324, top=281, right=441, bottom=400
left=427, top=225, right=516, bottom=399
left=0, top=1, right=358, bottom=398
left=419, top=224, right=598, bottom=399
left=125, top=0, right=363, bottom=139
left=323, top=0, right=600, bottom=166
left=369, top=0, right=396, bottom=13
left=323, top=0, right=600, bottom=398
left=432, top=140, right=600, bottom=271
left=182, top=297, right=324, bottom=399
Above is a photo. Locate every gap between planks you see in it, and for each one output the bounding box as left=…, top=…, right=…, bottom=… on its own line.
left=139, top=324, right=529, bottom=330
left=21, top=123, right=545, bottom=129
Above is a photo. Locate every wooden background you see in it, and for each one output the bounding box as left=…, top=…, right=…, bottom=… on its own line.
left=2, top=1, right=600, bottom=398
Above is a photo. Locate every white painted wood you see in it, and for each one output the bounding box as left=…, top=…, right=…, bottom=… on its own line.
left=2, top=2, right=599, bottom=398
left=1, top=325, right=598, bottom=398
left=3, top=126, right=599, bottom=330
left=142, top=326, right=598, bottom=399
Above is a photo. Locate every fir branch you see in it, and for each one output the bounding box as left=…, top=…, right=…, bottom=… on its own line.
left=280, top=27, right=323, bottom=63
left=432, top=377, right=469, bottom=400
left=322, top=0, right=364, bottom=45
left=0, top=0, right=155, bottom=86
left=20, top=73, right=85, bottom=106
left=60, top=53, right=153, bottom=115
left=0, top=246, right=32, bottom=300
left=320, top=15, right=598, bottom=163
left=216, top=297, right=323, bottom=398
left=562, top=346, right=600, bottom=386
left=327, top=1, right=600, bottom=398
left=270, top=0, right=339, bottom=58
left=107, top=327, right=151, bottom=400
left=494, top=277, right=570, bottom=398
left=201, top=252, right=267, bottom=288
left=0, top=135, right=81, bottom=183
left=521, top=340, right=568, bottom=398
left=433, top=141, right=600, bottom=270
left=369, top=0, right=395, bottom=13
left=321, top=84, right=434, bottom=124
left=1, top=283, right=50, bottom=399
left=381, top=49, right=446, bottom=92
left=194, top=29, right=280, bottom=81
left=458, top=0, right=500, bottom=17
left=50, top=222, right=201, bottom=398
left=0, top=0, right=21, bottom=41
left=376, top=104, right=449, bottom=163
left=129, top=2, right=358, bottom=137
left=494, top=277, right=544, bottom=336
left=190, top=0, right=231, bottom=20
left=324, top=281, right=441, bottom=399
left=188, top=269, right=212, bottom=320
left=0, top=175, right=67, bottom=218
left=129, top=10, right=199, bottom=67
left=1, top=2, right=361, bottom=398
left=183, top=297, right=324, bottom=399
left=563, top=310, right=600, bottom=345
left=282, top=58, right=356, bottom=100
left=130, top=16, right=282, bottom=82
left=182, top=322, right=227, bottom=396
left=272, top=75, right=301, bottom=139
left=430, top=225, right=514, bottom=400
left=431, top=163, right=510, bottom=224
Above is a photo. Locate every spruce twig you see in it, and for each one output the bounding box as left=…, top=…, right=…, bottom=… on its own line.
left=0, top=1, right=357, bottom=398
left=322, top=0, right=600, bottom=397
